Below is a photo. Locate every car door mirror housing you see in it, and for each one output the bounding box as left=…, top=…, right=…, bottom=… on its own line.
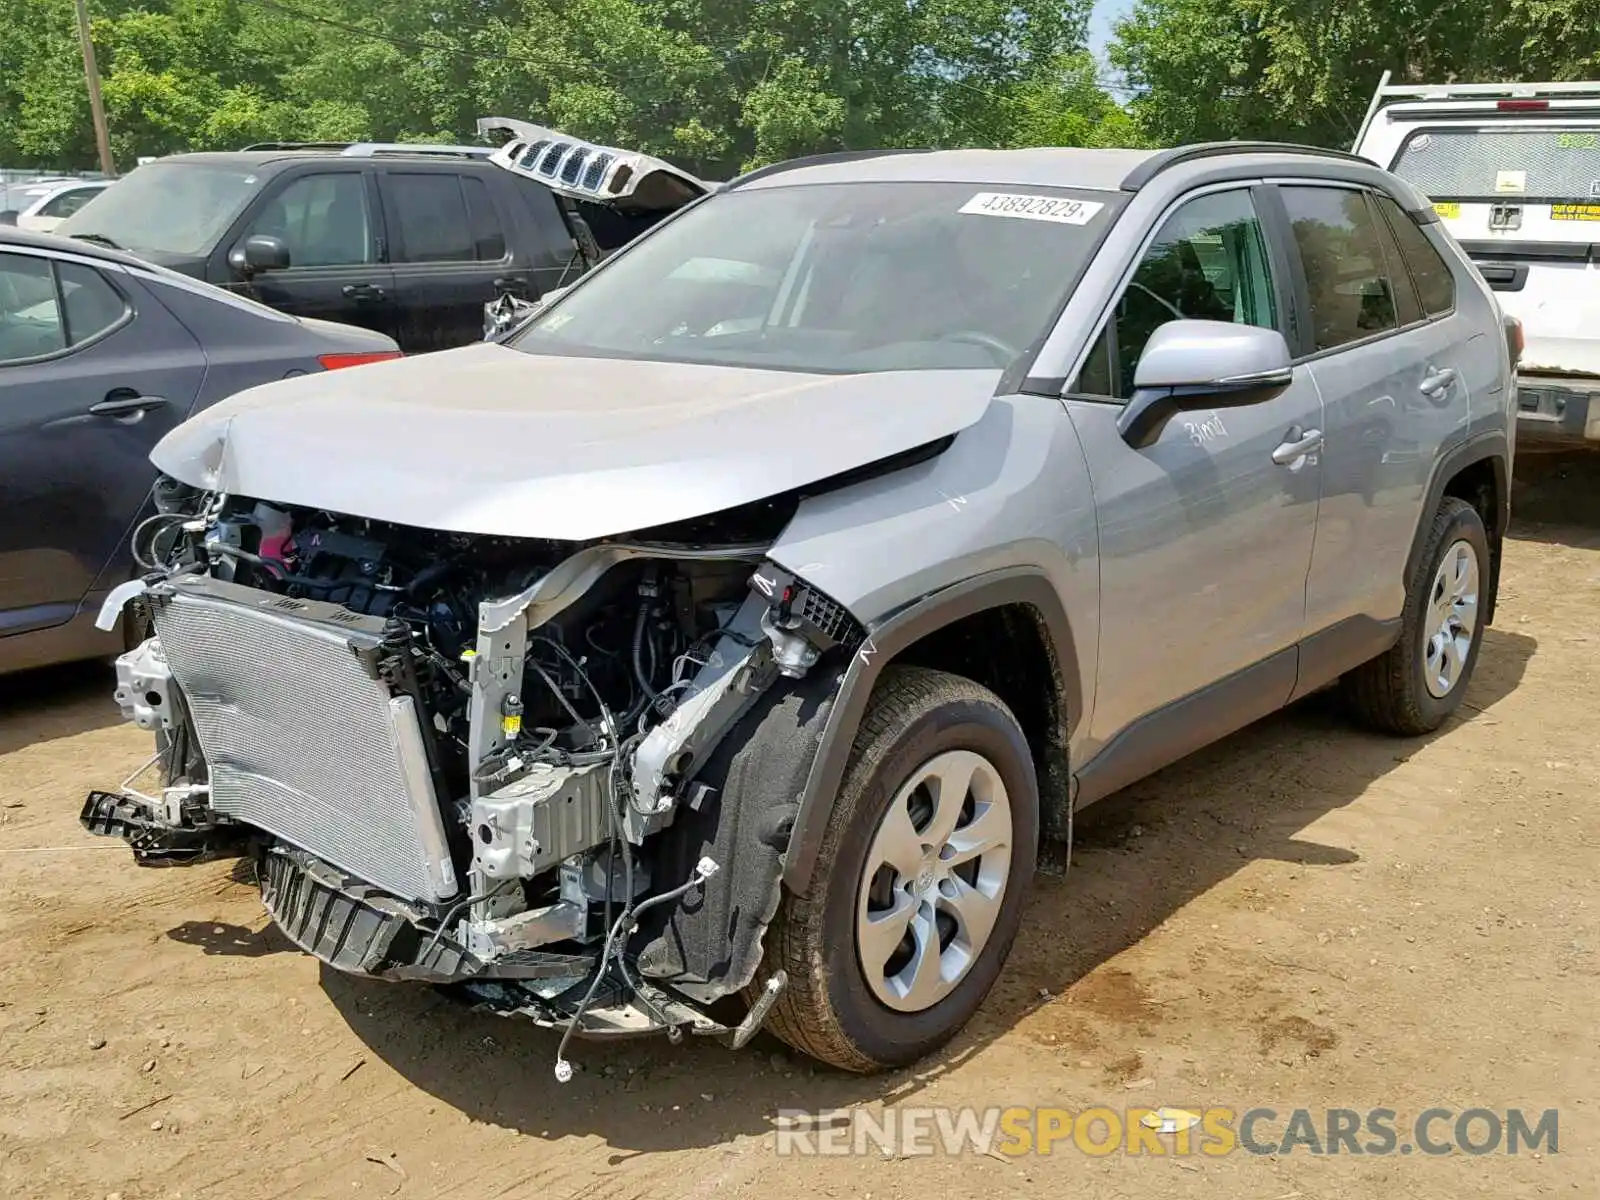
left=229, top=234, right=291, bottom=276
left=1117, top=319, right=1294, bottom=449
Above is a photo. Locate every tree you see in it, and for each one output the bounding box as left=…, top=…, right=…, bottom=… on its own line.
left=1006, top=49, right=1151, bottom=149
left=0, top=0, right=1133, bottom=173
left=1110, top=0, right=1600, bottom=150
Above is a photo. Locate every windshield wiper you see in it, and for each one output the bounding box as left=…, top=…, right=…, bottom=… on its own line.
left=70, top=232, right=121, bottom=249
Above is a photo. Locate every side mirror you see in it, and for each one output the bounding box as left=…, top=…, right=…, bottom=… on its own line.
left=1116, top=320, right=1294, bottom=449
left=0, top=210, right=17, bottom=226
left=228, top=233, right=291, bottom=276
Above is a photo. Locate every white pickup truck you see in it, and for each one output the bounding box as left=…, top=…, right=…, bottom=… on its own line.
left=1354, top=76, right=1600, bottom=448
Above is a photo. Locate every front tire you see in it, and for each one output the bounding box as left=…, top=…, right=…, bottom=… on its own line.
left=762, top=666, right=1039, bottom=1072
left=1344, top=496, right=1488, bottom=735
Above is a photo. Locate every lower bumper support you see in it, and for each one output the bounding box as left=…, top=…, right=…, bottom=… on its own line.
left=79, top=790, right=239, bottom=867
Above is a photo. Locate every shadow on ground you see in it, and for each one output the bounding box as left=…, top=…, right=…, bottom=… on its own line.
left=1511, top=449, right=1600, bottom=544
left=294, top=625, right=1535, bottom=1156
left=0, top=660, right=122, bottom=756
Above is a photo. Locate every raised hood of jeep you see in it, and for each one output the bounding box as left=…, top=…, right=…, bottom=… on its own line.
left=149, top=344, right=998, bottom=540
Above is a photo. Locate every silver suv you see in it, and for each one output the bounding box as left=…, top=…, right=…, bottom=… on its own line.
left=84, top=141, right=1515, bottom=1076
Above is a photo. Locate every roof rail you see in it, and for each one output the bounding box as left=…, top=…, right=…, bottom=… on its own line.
left=239, top=141, right=353, bottom=151
left=724, top=148, right=937, bottom=190
left=1120, top=141, right=1369, bottom=191
left=340, top=142, right=493, bottom=159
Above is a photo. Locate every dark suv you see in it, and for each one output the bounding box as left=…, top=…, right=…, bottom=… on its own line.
left=55, top=137, right=699, bottom=353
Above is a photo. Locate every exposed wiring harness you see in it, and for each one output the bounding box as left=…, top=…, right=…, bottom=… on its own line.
left=552, top=856, right=719, bottom=1083
left=531, top=629, right=721, bottom=1083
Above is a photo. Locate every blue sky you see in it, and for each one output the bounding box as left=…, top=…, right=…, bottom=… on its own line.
left=1089, top=0, right=1134, bottom=59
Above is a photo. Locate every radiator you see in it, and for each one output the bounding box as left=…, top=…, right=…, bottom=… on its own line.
left=149, top=575, right=458, bottom=903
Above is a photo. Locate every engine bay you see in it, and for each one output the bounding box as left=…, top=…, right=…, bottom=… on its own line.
left=88, top=478, right=861, bottom=1070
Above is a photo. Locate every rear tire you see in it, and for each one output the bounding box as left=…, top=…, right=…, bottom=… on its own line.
left=760, top=666, right=1039, bottom=1073
left=1344, top=497, right=1488, bottom=735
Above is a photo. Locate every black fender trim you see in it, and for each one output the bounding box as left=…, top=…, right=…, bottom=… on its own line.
left=781, top=568, right=1081, bottom=897
left=1406, top=430, right=1510, bottom=625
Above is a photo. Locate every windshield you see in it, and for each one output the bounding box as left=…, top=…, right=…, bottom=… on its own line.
left=58, top=161, right=260, bottom=256
left=1392, top=127, right=1600, bottom=202
left=510, top=181, right=1118, bottom=373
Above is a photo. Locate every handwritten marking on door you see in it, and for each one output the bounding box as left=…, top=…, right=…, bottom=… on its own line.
left=1182, top=411, right=1229, bottom=447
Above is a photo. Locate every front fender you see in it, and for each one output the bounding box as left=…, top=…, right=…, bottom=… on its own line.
left=780, top=568, right=1081, bottom=897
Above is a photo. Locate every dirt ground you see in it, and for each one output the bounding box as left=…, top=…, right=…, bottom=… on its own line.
left=3, top=456, right=1598, bottom=1200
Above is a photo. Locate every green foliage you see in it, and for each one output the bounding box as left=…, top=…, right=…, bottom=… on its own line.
left=1112, top=0, right=1600, bottom=149
left=0, top=0, right=1138, bottom=174
left=20, top=0, right=1592, bottom=175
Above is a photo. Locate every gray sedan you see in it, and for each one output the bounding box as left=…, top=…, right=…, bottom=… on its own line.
left=0, top=227, right=400, bottom=675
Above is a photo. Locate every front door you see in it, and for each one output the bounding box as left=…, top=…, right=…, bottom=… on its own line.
left=221, top=169, right=398, bottom=341
left=0, top=249, right=202, bottom=638
left=1063, top=186, right=1324, bottom=776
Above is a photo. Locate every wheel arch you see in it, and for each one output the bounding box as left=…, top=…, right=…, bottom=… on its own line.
left=1407, top=431, right=1509, bottom=625
left=781, top=568, right=1080, bottom=897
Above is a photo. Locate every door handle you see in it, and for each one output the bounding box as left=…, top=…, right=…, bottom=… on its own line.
left=342, top=283, right=386, bottom=301
left=89, top=393, right=167, bottom=417
left=1420, top=367, right=1457, bottom=395
left=1271, top=426, right=1323, bottom=466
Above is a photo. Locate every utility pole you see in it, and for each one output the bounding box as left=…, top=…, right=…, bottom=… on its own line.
left=72, top=0, right=116, bottom=176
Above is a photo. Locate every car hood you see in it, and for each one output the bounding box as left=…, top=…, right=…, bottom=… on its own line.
left=149, top=344, right=1000, bottom=540
left=478, top=117, right=709, bottom=213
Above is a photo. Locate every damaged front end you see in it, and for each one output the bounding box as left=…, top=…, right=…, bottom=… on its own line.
left=84, top=483, right=858, bottom=1070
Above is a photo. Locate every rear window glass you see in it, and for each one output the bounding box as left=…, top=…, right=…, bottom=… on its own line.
left=1391, top=128, right=1600, bottom=201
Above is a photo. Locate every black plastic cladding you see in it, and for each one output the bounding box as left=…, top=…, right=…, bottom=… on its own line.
left=782, top=568, right=1079, bottom=897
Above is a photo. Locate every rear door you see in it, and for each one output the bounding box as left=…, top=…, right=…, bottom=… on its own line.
left=379, top=166, right=515, bottom=351
left=221, top=167, right=399, bottom=342
left=1385, top=122, right=1600, bottom=379
left=503, top=174, right=587, bottom=297
left=1276, top=183, right=1472, bottom=657
left=0, top=248, right=202, bottom=639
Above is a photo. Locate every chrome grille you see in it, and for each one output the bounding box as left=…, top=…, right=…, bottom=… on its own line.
left=150, top=576, right=458, bottom=903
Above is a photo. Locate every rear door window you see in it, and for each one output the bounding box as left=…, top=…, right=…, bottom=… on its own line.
left=1373, top=194, right=1457, bottom=317
left=0, top=253, right=65, bottom=360
left=388, top=173, right=475, bottom=263
left=1279, top=186, right=1401, bottom=353
left=462, top=176, right=507, bottom=261
left=1368, top=194, right=1424, bottom=326
left=56, top=261, right=129, bottom=344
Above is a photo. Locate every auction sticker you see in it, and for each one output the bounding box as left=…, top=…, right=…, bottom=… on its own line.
left=1432, top=201, right=1461, bottom=219
left=1552, top=203, right=1600, bottom=221
left=959, top=192, right=1104, bottom=225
